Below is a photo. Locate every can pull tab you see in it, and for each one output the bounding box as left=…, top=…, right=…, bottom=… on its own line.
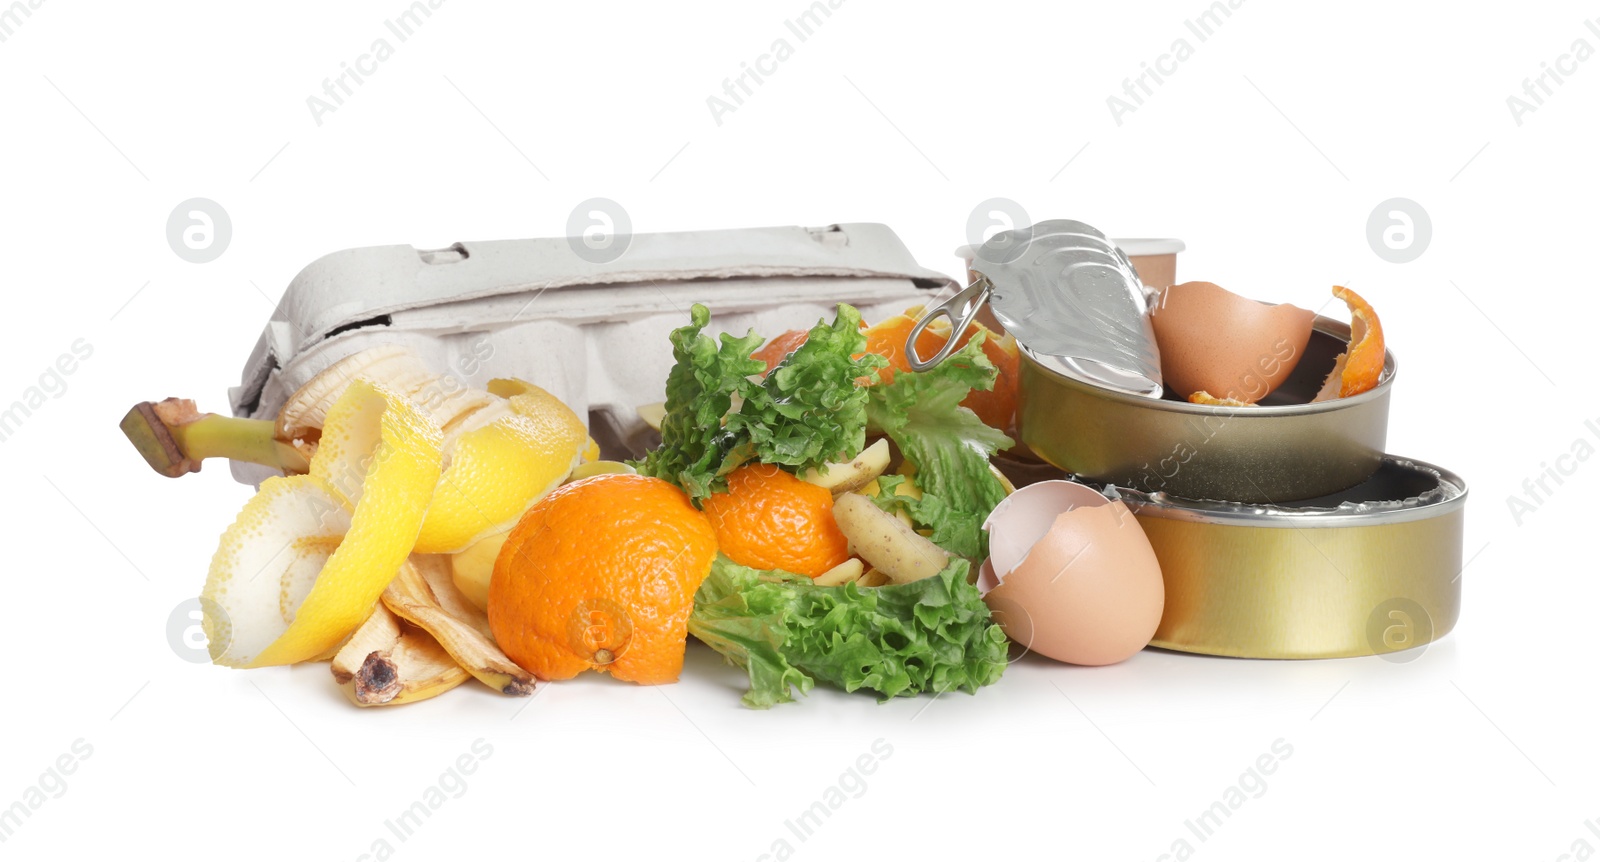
left=905, top=274, right=992, bottom=372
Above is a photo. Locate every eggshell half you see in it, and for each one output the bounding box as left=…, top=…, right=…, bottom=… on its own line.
left=984, top=480, right=1112, bottom=579
left=982, top=481, right=1164, bottom=666
left=1150, top=281, right=1315, bottom=403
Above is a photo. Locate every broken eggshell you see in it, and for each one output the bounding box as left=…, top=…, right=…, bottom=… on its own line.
left=979, top=480, right=1164, bottom=666
left=1150, top=281, right=1315, bottom=403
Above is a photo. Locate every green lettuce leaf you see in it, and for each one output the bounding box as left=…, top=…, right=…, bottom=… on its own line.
left=865, top=335, right=1013, bottom=557
left=727, top=304, right=886, bottom=472
left=634, top=303, right=884, bottom=501
left=632, top=304, right=765, bottom=500
left=689, top=555, right=1009, bottom=709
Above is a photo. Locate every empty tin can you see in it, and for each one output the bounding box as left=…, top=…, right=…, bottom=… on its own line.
left=1118, top=456, right=1466, bottom=659
left=1018, top=314, right=1396, bottom=502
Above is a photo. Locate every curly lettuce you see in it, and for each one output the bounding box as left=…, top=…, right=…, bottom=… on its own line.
left=689, top=555, right=1009, bottom=708
left=632, top=303, right=766, bottom=500
left=634, top=303, right=884, bottom=501
left=729, top=303, right=886, bottom=473
left=865, top=335, right=1013, bottom=558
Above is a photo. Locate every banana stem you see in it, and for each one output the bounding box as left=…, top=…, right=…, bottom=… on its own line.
left=176, top=414, right=309, bottom=473
left=121, top=399, right=310, bottom=478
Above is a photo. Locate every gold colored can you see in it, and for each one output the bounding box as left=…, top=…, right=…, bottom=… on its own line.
left=1018, top=316, right=1396, bottom=503
left=1120, top=457, right=1466, bottom=659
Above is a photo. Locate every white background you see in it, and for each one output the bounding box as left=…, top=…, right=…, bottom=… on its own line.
left=2, top=1, right=1596, bottom=859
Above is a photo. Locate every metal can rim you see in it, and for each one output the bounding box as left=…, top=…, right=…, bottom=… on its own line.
left=1023, top=315, right=1398, bottom=415
left=1115, top=455, right=1468, bottom=528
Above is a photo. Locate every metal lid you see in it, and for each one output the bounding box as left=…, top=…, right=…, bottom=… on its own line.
left=909, top=220, right=1164, bottom=398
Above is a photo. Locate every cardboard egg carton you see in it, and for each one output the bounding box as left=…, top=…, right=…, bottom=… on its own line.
left=229, top=223, right=958, bottom=485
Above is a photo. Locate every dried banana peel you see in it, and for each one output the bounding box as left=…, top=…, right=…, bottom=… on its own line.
left=331, top=604, right=470, bottom=707
left=382, top=556, right=537, bottom=696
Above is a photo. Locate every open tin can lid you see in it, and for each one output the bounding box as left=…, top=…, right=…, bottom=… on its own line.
left=909, top=219, right=1165, bottom=398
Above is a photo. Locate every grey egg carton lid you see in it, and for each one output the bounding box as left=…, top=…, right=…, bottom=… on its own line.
left=228, top=222, right=958, bottom=485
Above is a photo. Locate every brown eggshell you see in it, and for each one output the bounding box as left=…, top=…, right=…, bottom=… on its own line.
left=1150, top=281, right=1315, bottom=403
left=981, top=481, right=1164, bottom=666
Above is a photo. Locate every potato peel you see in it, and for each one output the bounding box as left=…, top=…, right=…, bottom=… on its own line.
left=1188, top=391, right=1253, bottom=407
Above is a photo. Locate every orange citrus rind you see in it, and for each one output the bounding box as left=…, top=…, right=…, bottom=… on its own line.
left=1314, top=286, right=1386, bottom=402
left=488, top=474, right=718, bottom=685
left=703, top=464, right=851, bottom=578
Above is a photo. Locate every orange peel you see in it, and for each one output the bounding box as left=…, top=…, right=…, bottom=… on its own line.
left=1314, top=286, right=1386, bottom=402
left=489, top=474, right=718, bottom=685
left=867, top=307, right=1019, bottom=432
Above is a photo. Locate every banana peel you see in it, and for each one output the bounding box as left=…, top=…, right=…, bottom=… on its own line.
left=331, top=603, right=470, bottom=706
left=382, top=556, right=537, bottom=696
left=133, top=346, right=592, bottom=707
left=277, top=345, right=490, bottom=445
left=123, top=347, right=590, bottom=556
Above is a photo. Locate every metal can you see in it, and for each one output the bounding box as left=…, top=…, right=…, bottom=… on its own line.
left=1117, top=456, right=1466, bottom=659
left=1018, top=314, right=1396, bottom=502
